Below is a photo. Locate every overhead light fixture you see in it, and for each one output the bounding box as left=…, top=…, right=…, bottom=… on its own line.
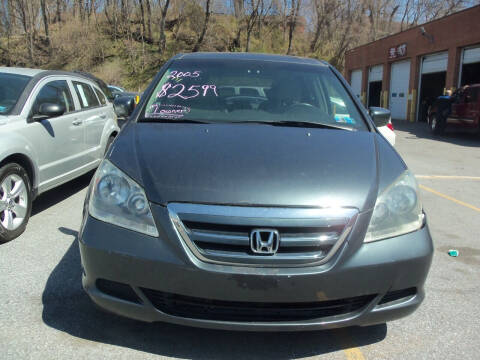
left=420, top=26, right=434, bottom=43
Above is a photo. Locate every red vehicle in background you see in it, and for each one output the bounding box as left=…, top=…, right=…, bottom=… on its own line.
left=428, top=84, right=480, bottom=135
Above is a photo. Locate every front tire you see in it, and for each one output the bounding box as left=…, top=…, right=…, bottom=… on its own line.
left=430, top=114, right=445, bottom=135
left=0, top=163, right=32, bottom=244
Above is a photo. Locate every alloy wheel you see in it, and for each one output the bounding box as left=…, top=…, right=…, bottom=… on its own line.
left=0, top=174, right=28, bottom=231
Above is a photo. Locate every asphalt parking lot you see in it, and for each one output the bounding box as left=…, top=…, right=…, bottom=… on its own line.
left=1, top=122, right=480, bottom=360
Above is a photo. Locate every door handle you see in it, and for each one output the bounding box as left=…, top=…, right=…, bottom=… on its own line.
left=72, top=119, right=83, bottom=126
left=100, top=115, right=107, bottom=119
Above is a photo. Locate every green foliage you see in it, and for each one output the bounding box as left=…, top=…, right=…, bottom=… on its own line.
left=1, top=2, right=325, bottom=91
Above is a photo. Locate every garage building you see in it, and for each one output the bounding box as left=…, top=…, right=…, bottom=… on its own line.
left=344, top=5, right=480, bottom=122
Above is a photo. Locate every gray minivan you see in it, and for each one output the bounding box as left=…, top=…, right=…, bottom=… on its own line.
left=79, top=53, right=433, bottom=331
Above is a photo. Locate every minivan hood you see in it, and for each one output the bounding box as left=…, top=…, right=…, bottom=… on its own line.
left=110, top=123, right=383, bottom=211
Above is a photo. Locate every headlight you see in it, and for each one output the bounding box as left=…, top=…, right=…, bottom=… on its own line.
left=89, top=160, right=159, bottom=237
left=364, top=170, right=424, bottom=242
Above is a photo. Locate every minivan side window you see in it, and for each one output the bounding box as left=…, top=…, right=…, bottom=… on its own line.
left=32, top=80, right=74, bottom=116
left=94, top=88, right=107, bottom=105
left=73, top=81, right=100, bottom=109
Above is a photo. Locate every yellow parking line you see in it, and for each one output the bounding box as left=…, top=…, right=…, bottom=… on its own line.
left=416, top=175, right=480, bottom=180
left=338, top=329, right=366, bottom=360
left=419, top=184, right=480, bottom=212
left=343, top=347, right=366, bottom=360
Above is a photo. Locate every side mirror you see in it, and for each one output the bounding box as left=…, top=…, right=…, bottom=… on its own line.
left=369, top=107, right=391, bottom=128
left=114, top=96, right=135, bottom=118
left=29, top=103, right=65, bottom=122
left=39, top=103, right=65, bottom=117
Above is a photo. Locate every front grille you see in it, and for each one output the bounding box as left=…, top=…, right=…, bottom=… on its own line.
left=168, top=203, right=357, bottom=266
left=141, top=288, right=375, bottom=322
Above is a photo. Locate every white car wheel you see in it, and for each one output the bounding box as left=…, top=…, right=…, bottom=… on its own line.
left=0, top=163, right=32, bottom=243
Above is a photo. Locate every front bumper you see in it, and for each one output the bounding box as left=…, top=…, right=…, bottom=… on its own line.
left=79, top=205, right=433, bottom=332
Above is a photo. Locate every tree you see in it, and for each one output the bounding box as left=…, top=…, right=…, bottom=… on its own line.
left=399, top=0, right=471, bottom=30
left=159, top=0, right=171, bottom=52
left=245, top=0, right=261, bottom=52
left=234, top=0, right=244, bottom=17
left=286, top=0, right=301, bottom=54
left=40, top=0, right=49, bottom=47
left=145, top=0, right=152, bottom=39
left=55, top=0, right=62, bottom=23
left=310, top=0, right=335, bottom=53
left=231, top=0, right=245, bottom=50
left=193, top=0, right=212, bottom=52
left=139, top=0, right=147, bottom=38
left=12, top=0, right=40, bottom=63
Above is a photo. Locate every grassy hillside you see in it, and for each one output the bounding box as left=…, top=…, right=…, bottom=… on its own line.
left=2, top=9, right=320, bottom=91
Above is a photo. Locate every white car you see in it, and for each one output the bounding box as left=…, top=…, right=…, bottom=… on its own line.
left=378, top=119, right=396, bottom=146
left=0, top=67, right=119, bottom=243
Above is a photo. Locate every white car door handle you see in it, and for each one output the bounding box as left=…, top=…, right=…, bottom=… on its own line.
left=72, top=120, right=83, bottom=126
left=100, top=115, right=107, bottom=119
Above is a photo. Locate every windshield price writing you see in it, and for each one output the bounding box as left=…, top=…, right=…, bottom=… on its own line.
left=156, top=82, right=218, bottom=100
left=167, top=71, right=201, bottom=80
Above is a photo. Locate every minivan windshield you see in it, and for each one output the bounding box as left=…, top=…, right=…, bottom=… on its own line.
left=0, top=73, right=31, bottom=115
left=141, top=59, right=367, bottom=130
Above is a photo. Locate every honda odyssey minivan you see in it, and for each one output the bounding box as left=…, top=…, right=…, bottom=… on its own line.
left=79, top=53, right=433, bottom=331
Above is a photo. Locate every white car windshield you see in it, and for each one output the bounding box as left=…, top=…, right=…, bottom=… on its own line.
left=0, top=73, right=31, bottom=115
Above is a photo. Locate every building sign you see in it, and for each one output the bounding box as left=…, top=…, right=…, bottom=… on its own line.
left=389, top=44, right=407, bottom=59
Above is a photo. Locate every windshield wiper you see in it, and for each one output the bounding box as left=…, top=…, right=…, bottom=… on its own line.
left=138, top=118, right=354, bottom=130
left=273, top=120, right=353, bottom=130
left=139, top=118, right=210, bottom=124
left=233, top=120, right=353, bottom=131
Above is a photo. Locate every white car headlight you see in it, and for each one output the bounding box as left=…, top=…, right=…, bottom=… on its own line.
left=89, top=160, right=159, bottom=237
left=365, top=170, right=424, bottom=242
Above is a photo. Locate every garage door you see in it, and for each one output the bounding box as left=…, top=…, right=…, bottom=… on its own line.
left=350, top=69, right=362, bottom=99
left=460, top=46, right=480, bottom=86
left=389, top=60, right=410, bottom=120
left=368, top=65, right=383, bottom=82
left=421, top=52, right=448, bottom=74
left=463, top=46, right=480, bottom=64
